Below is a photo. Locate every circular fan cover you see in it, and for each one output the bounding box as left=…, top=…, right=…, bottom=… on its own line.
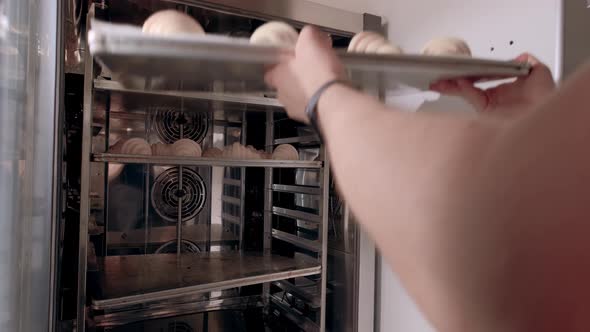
left=155, top=239, right=201, bottom=254
left=167, top=321, right=193, bottom=332
left=151, top=167, right=207, bottom=222
left=154, top=109, right=208, bottom=144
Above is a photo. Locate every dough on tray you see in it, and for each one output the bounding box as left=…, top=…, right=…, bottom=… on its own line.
left=142, top=10, right=205, bottom=35
left=219, top=143, right=268, bottom=160
left=250, top=21, right=299, bottom=48
left=348, top=31, right=403, bottom=54
left=202, top=147, right=223, bottom=158
left=272, top=144, right=299, bottom=161
left=110, top=138, right=152, bottom=155
left=171, top=138, right=202, bottom=157
left=422, top=37, right=472, bottom=57
left=151, top=142, right=173, bottom=156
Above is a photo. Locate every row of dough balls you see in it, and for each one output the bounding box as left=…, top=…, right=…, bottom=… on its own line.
left=109, top=138, right=202, bottom=157
left=151, top=139, right=202, bottom=157
left=348, top=31, right=471, bottom=57
left=141, top=10, right=298, bottom=48
left=142, top=10, right=470, bottom=57
left=109, top=138, right=299, bottom=161
left=203, top=143, right=299, bottom=161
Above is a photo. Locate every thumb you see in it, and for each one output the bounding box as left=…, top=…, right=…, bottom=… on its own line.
left=297, top=25, right=332, bottom=53
left=431, top=79, right=489, bottom=111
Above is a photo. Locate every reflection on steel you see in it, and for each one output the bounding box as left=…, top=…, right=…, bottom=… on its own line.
left=94, top=295, right=263, bottom=327
left=273, top=280, right=321, bottom=309
left=272, top=229, right=320, bottom=252
left=270, top=294, right=320, bottom=332
left=272, top=184, right=321, bottom=195
left=93, top=153, right=324, bottom=169
left=273, top=135, right=320, bottom=145
left=92, top=252, right=320, bottom=310
left=272, top=206, right=321, bottom=224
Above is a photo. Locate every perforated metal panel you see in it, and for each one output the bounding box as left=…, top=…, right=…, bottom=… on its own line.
left=153, top=109, right=209, bottom=144
left=151, top=167, right=207, bottom=222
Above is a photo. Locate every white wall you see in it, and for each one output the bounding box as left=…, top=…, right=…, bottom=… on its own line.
left=307, top=0, right=369, bottom=16
left=311, top=1, right=564, bottom=331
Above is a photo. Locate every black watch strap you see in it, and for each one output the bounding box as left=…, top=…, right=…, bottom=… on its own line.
left=305, top=79, right=348, bottom=143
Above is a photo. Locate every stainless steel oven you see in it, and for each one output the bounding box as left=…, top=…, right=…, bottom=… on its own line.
left=53, top=1, right=379, bottom=331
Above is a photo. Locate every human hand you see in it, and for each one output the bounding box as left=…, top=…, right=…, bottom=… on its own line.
left=430, top=53, right=556, bottom=115
left=265, top=26, right=347, bottom=124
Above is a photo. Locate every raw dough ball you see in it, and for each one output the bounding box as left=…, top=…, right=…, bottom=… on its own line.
left=219, top=143, right=267, bottom=160
left=375, top=43, right=404, bottom=55
left=272, top=144, right=299, bottom=161
left=203, top=148, right=223, bottom=158
left=151, top=142, right=172, bottom=156
left=250, top=21, right=299, bottom=48
left=348, top=31, right=402, bottom=54
left=110, top=138, right=152, bottom=155
left=142, top=10, right=205, bottom=35
left=171, top=139, right=202, bottom=157
left=422, top=37, right=472, bottom=57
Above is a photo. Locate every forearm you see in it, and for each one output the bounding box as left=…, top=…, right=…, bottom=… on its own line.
left=316, top=63, right=590, bottom=332
left=317, top=85, right=506, bottom=330
left=318, top=84, right=500, bottom=243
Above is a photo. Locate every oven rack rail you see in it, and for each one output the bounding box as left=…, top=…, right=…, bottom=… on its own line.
left=94, top=78, right=283, bottom=112
left=93, top=294, right=263, bottom=328
left=92, top=153, right=323, bottom=169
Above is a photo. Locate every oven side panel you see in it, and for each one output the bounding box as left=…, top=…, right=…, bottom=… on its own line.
left=0, top=0, right=62, bottom=331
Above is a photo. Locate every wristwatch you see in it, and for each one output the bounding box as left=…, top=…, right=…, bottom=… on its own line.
left=304, top=79, right=348, bottom=143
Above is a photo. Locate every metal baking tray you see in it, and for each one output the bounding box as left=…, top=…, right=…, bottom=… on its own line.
left=92, top=252, right=320, bottom=310
left=89, top=20, right=530, bottom=93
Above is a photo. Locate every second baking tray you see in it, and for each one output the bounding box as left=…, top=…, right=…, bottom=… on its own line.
left=88, top=20, right=530, bottom=93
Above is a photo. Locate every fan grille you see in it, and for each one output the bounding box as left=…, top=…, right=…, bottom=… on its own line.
left=151, top=167, right=207, bottom=222
left=154, top=109, right=208, bottom=144
left=155, top=240, right=201, bottom=254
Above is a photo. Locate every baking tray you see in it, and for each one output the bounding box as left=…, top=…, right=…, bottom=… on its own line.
left=89, top=20, right=530, bottom=93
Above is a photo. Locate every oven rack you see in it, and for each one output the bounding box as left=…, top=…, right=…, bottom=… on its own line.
left=92, top=153, right=323, bottom=169
left=94, top=78, right=282, bottom=113
left=91, top=252, right=320, bottom=311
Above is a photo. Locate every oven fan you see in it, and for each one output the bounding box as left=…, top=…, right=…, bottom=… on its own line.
left=155, top=239, right=202, bottom=254
left=154, top=109, right=208, bottom=144
left=151, top=167, right=207, bottom=222
left=167, top=321, right=193, bottom=332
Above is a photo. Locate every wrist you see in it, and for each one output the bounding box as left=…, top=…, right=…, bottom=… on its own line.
left=316, top=83, right=350, bottom=132
left=305, top=79, right=349, bottom=141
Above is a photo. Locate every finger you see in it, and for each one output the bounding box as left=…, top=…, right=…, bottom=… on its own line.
left=455, top=79, right=489, bottom=111
left=432, top=79, right=489, bottom=111
left=264, top=65, right=278, bottom=88
left=264, top=63, right=288, bottom=88
left=513, top=52, right=553, bottom=82
left=514, top=52, right=541, bottom=67
left=297, top=25, right=332, bottom=53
